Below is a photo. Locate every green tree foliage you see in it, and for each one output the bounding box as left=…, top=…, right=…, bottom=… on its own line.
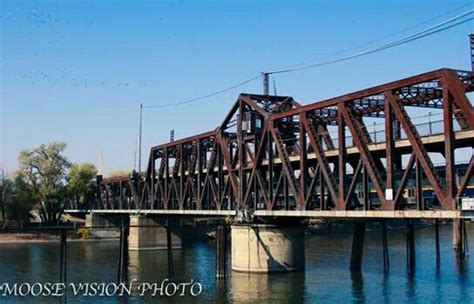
left=7, top=175, right=36, bottom=223
left=107, top=169, right=130, bottom=178
left=67, top=163, right=97, bottom=209
left=0, top=170, right=14, bottom=223
left=17, top=142, right=70, bottom=224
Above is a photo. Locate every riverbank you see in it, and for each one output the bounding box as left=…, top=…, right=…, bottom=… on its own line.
left=0, top=232, right=60, bottom=243
left=0, top=231, right=118, bottom=244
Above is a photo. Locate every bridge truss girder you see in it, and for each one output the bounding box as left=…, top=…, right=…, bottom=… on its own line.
left=94, top=68, right=474, bottom=213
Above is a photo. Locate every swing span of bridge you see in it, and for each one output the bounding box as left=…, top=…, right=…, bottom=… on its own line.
left=65, top=68, right=474, bottom=219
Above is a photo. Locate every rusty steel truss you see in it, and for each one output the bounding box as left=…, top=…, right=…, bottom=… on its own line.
left=95, top=68, right=474, bottom=214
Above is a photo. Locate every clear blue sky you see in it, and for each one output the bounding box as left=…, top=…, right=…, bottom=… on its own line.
left=1, top=0, right=473, bottom=175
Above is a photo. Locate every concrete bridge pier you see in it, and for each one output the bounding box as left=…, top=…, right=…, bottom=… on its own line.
left=85, top=213, right=121, bottom=238
left=128, top=215, right=182, bottom=251
left=231, top=224, right=305, bottom=273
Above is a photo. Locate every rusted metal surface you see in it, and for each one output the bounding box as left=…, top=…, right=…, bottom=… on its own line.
left=95, top=68, right=474, bottom=214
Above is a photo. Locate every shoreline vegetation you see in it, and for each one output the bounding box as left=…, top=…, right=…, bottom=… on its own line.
left=0, top=233, right=118, bottom=244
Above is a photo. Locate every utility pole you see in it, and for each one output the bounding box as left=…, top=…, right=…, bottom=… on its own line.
left=470, top=33, right=474, bottom=71
left=138, top=103, right=143, bottom=173
left=170, top=129, right=175, bottom=142
left=262, top=72, right=270, bottom=96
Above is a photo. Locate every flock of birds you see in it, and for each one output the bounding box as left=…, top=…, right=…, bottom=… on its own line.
left=3, top=5, right=150, bottom=89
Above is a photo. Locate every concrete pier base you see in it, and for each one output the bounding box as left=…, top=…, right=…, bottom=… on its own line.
left=129, top=215, right=181, bottom=251
left=85, top=213, right=120, bottom=238
left=231, top=224, right=305, bottom=273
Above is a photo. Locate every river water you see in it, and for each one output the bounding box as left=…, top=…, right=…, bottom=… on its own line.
left=0, top=223, right=473, bottom=303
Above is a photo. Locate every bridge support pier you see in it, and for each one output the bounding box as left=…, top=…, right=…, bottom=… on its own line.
left=453, top=218, right=468, bottom=259
left=350, top=221, right=366, bottom=271
left=381, top=220, right=389, bottom=271
left=406, top=219, right=415, bottom=272
left=231, top=224, right=305, bottom=273
left=128, top=215, right=182, bottom=251
left=85, top=213, right=120, bottom=238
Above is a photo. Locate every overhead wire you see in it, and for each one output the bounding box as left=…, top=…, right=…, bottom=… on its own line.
left=143, top=75, right=261, bottom=108
left=268, top=9, right=474, bottom=74
left=273, top=2, right=474, bottom=72
left=143, top=8, right=473, bottom=108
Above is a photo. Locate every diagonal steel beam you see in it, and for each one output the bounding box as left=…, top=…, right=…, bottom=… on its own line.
left=341, top=106, right=387, bottom=207
left=301, top=115, right=338, bottom=204
left=394, top=153, right=416, bottom=207
left=242, top=125, right=269, bottom=206
left=442, top=70, right=474, bottom=129
left=270, top=125, right=303, bottom=207
left=456, top=155, right=474, bottom=201
left=345, top=160, right=363, bottom=207
left=388, top=93, right=447, bottom=208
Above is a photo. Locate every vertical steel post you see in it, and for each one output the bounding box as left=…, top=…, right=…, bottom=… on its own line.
left=216, top=224, right=227, bottom=278
left=117, top=226, right=123, bottom=283
left=166, top=223, right=174, bottom=278
left=197, top=139, right=202, bottom=210
left=117, top=224, right=129, bottom=284
left=268, top=134, right=274, bottom=208
left=406, top=219, right=415, bottom=272
left=435, top=219, right=440, bottom=268
left=238, top=101, right=244, bottom=210
left=384, top=94, right=394, bottom=208
left=59, top=230, right=67, bottom=285
left=164, top=147, right=169, bottom=208
left=337, top=104, right=346, bottom=210
left=350, top=221, right=366, bottom=271
left=179, top=144, right=184, bottom=208
left=362, top=166, right=369, bottom=210
left=381, top=220, right=389, bottom=271
left=453, top=219, right=465, bottom=259
left=443, top=82, right=455, bottom=210
left=319, top=168, right=325, bottom=210
left=299, top=115, right=307, bottom=210
left=415, top=159, right=423, bottom=210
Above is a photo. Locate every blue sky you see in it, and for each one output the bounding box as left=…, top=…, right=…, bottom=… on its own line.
left=1, top=0, right=473, bottom=175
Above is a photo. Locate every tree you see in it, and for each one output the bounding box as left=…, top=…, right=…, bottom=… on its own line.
left=17, top=142, right=70, bottom=223
left=67, top=163, right=97, bottom=209
left=7, top=175, right=35, bottom=223
left=107, top=170, right=131, bottom=178
left=0, top=170, right=15, bottom=223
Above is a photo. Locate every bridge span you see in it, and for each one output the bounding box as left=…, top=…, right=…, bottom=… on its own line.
left=65, top=67, right=474, bottom=274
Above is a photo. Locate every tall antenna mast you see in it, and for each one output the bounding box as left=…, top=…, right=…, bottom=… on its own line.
left=98, top=149, right=103, bottom=176
left=133, top=139, right=138, bottom=171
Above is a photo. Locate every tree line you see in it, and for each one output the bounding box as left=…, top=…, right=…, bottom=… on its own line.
left=0, top=142, right=98, bottom=224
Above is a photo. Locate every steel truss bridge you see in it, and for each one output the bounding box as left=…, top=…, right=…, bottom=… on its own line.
left=69, top=68, right=474, bottom=219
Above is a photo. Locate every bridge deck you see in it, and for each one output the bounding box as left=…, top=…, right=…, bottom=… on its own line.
left=64, top=209, right=474, bottom=219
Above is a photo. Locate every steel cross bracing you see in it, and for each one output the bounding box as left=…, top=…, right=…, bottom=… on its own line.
left=94, top=68, right=474, bottom=214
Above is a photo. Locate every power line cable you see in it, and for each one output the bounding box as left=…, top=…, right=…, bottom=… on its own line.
left=268, top=9, right=473, bottom=74
left=274, top=2, right=474, bottom=72
left=144, top=75, right=261, bottom=108
left=143, top=8, right=473, bottom=108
